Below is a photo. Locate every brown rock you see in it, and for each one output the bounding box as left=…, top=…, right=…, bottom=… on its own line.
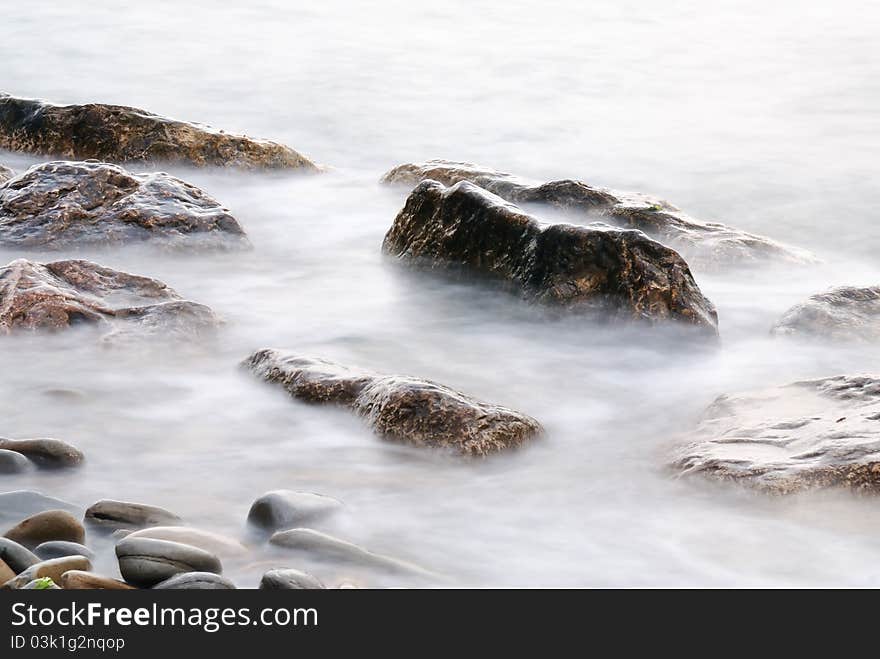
left=244, top=349, right=542, bottom=456
left=381, top=160, right=816, bottom=270
left=0, top=558, right=14, bottom=584
left=4, top=510, right=85, bottom=548
left=60, top=570, right=135, bottom=590
left=0, top=93, right=319, bottom=171
left=0, top=160, right=249, bottom=250
left=0, top=437, right=83, bottom=469
left=383, top=179, right=718, bottom=333
left=772, top=286, right=880, bottom=342
left=0, top=258, right=219, bottom=338
left=2, top=555, right=91, bottom=589
left=0, top=164, right=12, bottom=184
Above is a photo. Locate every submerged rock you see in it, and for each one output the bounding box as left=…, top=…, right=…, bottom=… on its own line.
left=247, top=490, right=342, bottom=532
left=0, top=491, right=79, bottom=522
left=244, top=349, right=543, bottom=456
left=0, top=164, right=13, bottom=184
left=772, top=286, right=880, bottom=342
left=0, top=93, right=319, bottom=171
left=126, top=527, right=247, bottom=559
left=383, top=179, right=718, bottom=333
left=0, top=449, right=30, bottom=474
left=0, top=437, right=83, bottom=469
left=4, top=510, right=85, bottom=548
left=0, top=161, right=249, bottom=250
left=116, top=537, right=223, bottom=587
left=672, top=375, right=880, bottom=494
left=85, top=500, right=181, bottom=531
left=0, top=258, right=219, bottom=338
left=381, top=160, right=815, bottom=269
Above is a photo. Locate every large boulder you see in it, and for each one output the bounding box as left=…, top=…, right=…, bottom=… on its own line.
left=383, top=179, right=718, bottom=333
left=381, top=160, right=815, bottom=269
left=0, top=161, right=249, bottom=250
left=0, top=93, right=319, bottom=171
left=243, top=349, right=543, bottom=456
left=0, top=258, right=219, bottom=338
left=672, top=375, right=880, bottom=494
left=772, top=286, right=880, bottom=342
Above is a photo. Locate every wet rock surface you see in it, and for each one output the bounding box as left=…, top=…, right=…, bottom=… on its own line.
left=34, top=540, right=95, bottom=561
left=0, top=449, right=30, bottom=474
left=383, top=180, right=718, bottom=333
left=259, top=567, right=325, bottom=590
left=153, top=572, right=236, bottom=590
left=672, top=375, right=880, bottom=494
left=0, top=160, right=249, bottom=250
left=126, top=527, right=247, bottom=558
left=116, top=537, right=222, bottom=587
left=247, top=490, right=342, bottom=532
left=0, top=537, right=40, bottom=573
left=4, top=510, right=85, bottom=548
left=85, top=500, right=181, bottom=531
left=2, top=555, right=91, bottom=589
left=244, top=349, right=543, bottom=456
left=0, top=164, right=13, bottom=184
left=0, top=559, right=14, bottom=584
left=0, top=93, right=319, bottom=171
left=382, top=160, right=815, bottom=269
left=772, top=286, right=880, bottom=341
left=0, top=437, right=83, bottom=469
left=60, top=570, right=135, bottom=590
left=0, top=259, right=219, bottom=338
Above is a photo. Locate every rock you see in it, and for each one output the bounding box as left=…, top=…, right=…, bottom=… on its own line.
left=772, top=286, right=880, bottom=342
left=247, top=490, right=342, bottom=532
left=0, top=93, right=319, bottom=171
left=269, top=528, right=432, bottom=577
left=0, top=259, right=219, bottom=338
left=2, top=555, right=91, bottom=589
left=126, top=527, right=247, bottom=558
left=153, top=572, right=236, bottom=590
left=672, top=375, right=880, bottom=494
left=383, top=180, right=718, bottom=333
left=85, top=500, right=181, bottom=531
left=0, top=559, right=14, bottom=584
left=0, top=449, right=30, bottom=474
left=259, top=568, right=325, bottom=590
left=0, top=537, right=41, bottom=574
left=244, top=349, right=543, bottom=456
left=21, top=578, right=61, bottom=589
left=0, top=164, right=13, bottom=184
left=4, top=510, right=85, bottom=548
left=381, top=160, right=816, bottom=270
left=34, top=541, right=95, bottom=561
left=60, top=570, right=134, bottom=590
left=0, top=491, right=79, bottom=521
left=0, top=437, right=83, bottom=469
left=0, top=160, right=249, bottom=250
left=115, top=537, right=222, bottom=588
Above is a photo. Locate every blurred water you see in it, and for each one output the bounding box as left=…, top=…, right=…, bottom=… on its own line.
left=1, top=0, right=879, bottom=586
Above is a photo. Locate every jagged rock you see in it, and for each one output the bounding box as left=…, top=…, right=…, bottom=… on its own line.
left=0, top=161, right=249, bottom=250
left=115, top=537, right=222, bottom=588
left=0, top=437, right=83, bottom=469
left=672, top=375, right=880, bottom=494
left=0, top=93, right=319, bottom=171
left=383, top=179, right=718, bottom=333
left=84, top=500, right=181, bottom=531
left=0, top=164, right=13, bottom=184
left=772, top=286, right=880, bottom=342
left=0, top=258, right=219, bottom=338
left=381, top=160, right=815, bottom=269
left=244, top=349, right=543, bottom=456
left=1, top=555, right=91, bottom=589
left=247, top=490, right=342, bottom=532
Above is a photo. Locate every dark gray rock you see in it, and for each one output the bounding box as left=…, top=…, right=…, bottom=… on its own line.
left=244, top=349, right=543, bottom=456
left=381, top=160, right=816, bottom=270
left=4, top=510, right=85, bottom=548
left=0, top=437, right=83, bottom=469
left=672, top=375, right=880, bottom=494
left=34, top=540, right=95, bottom=561
left=0, top=93, right=319, bottom=171
left=0, top=537, right=40, bottom=573
left=247, top=490, right=342, bottom=532
left=0, top=259, right=219, bottom=339
left=115, top=537, right=222, bottom=587
left=0, top=491, right=79, bottom=523
left=0, top=449, right=30, bottom=474
left=259, top=568, right=325, bottom=590
left=153, top=572, right=236, bottom=590
left=383, top=180, right=718, bottom=333
left=85, top=500, right=181, bottom=531
left=772, top=286, right=880, bottom=342
left=2, top=555, right=91, bottom=589
left=0, top=160, right=249, bottom=250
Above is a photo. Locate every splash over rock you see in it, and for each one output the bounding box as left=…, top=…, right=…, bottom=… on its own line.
left=243, top=349, right=543, bottom=456
left=772, top=286, right=880, bottom=342
left=383, top=179, right=718, bottom=334
left=0, top=258, right=219, bottom=338
left=0, top=93, right=319, bottom=171
left=0, top=161, right=249, bottom=250
left=381, top=160, right=815, bottom=269
left=672, top=375, right=880, bottom=494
